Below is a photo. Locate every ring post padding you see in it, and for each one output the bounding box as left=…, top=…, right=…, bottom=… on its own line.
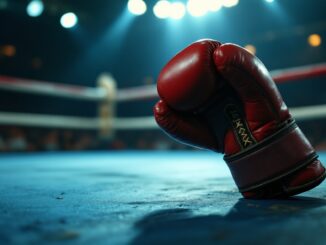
left=97, top=73, right=117, bottom=139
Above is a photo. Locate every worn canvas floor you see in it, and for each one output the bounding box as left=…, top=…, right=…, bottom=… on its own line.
left=0, top=151, right=325, bottom=245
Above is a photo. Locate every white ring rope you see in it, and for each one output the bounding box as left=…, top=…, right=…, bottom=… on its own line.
left=0, top=104, right=324, bottom=130
left=289, top=104, right=326, bottom=121
left=0, top=76, right=106, bottom=101
left=0, top=112, right=157, bottom=130
left=0, top=112, right=98, bottom=129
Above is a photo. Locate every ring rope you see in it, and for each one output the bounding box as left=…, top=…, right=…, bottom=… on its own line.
left=0, top=75, right=106, bottom=101
left=0, top=104, right=324, bottom=130
left=0, top=63, right=325, bottom=130
left=0, top=112, right=157, bottom=130
left=0, top=62, right=325, bottom=102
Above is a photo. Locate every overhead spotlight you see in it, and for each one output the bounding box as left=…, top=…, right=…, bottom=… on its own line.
left=308, top=34, right=322, bottom=47
left=127, top=0, right=147, bottom=16
left=0, top=0, right=8, bottom=10
left=222, top=0, right=239, bottom=8
left=265, top=0, right=274, bottom=2
left=187, top=0, right=208, bottom=17
left=153, top=0, right=171, bottom=19
left=0, top=45, right=16, bottom=57
left=26, top=0, right=44, bottom=17
left=60, top=12, right=78, bottom=29
left=169, top=2, right=186, bottom=19
left=208, top=0, right=223, bottom=12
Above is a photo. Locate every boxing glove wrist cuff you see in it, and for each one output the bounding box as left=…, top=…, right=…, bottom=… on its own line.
left=224, top=120, right=318, bottom=192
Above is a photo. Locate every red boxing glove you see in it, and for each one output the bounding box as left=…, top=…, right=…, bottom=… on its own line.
left=154, top=39, right=325, bottom=198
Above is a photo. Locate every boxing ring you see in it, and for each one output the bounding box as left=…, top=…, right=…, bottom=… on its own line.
left=0, top=63, right=326, bottom=244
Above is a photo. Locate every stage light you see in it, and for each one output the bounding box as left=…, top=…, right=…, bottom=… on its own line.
left=0, top=0, right=8, bottom=10
left=308, top=34, right=322, bottom=47
left=169, top=2, right=186, bottom=19
left=222, top=0, right=239, bottom=8
left=60, top=12, right=78, bottom=29
left=187, top=0, right=208, bottom=17
left=127, top=0, right=147, bottom=16
left=26, top=0, right=44, bottom=17
left=0, top=45, right=16, bottom=57
left=208, top=0, right=223, bottom=12
left=265, top=0, right=274, bottom=2
left=244, top=44, right=256, bottom=55
left=153, top=0, right=171, bottom=19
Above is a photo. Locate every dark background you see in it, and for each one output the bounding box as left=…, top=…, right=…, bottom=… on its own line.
left=0, top=0, right=325, bottom=152
left=0, top=0, right=325, bottom=85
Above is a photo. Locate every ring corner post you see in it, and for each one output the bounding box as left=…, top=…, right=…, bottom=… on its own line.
left=97, top=73, right=117, bottom=140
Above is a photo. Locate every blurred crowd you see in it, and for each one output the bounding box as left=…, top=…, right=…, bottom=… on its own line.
left=0, top=127, right=190, bottom=152
left=0, top=120, right=325, bottom=153
left=0, top=127, right=92, bottom=152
